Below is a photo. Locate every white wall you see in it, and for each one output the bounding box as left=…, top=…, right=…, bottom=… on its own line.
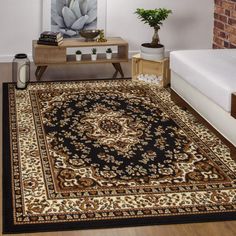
left=0, top=0, right=41, bottom=61
left=107, top=0, right=214, bottom=53
left=0, top=0, right=214, bottom=61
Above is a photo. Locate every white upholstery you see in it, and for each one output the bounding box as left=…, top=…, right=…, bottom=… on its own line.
left=171, top=72, right=236, bottom=146
left=170, top=49, right=236, bottom=112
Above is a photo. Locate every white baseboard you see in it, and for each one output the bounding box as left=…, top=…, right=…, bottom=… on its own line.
left=0, top=54, right=33, bottom=63
left=0, top=55, right=14, bottom=63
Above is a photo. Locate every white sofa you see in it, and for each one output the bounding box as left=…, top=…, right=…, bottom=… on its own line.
left=170, top=49, right=236, bottom=148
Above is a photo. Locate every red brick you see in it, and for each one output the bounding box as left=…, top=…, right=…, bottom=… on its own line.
left=214, top=12, right=219, bottom=20
left=214, top=20, right=225, bottom=30
left=215, top=0, right=222, bottom=7
left=214, top=36, right=224, bottom=46
left=229, top=43, right=236, bottom=48
left=215, top=13, right=228, bottom=22
left=214, top=1, right=236, bottom=48
left=224, top=41, right=230, bottom=48
left=228, top=17, right=236, bottom=25
left=214, top=27, right=219, bottom=33
left=225, top=9, right=231, bottom=16
left=213, top=43, right=223, bottom=49
left=220, top=14, right=228, bottom=22
left=214, top=28, right=222, bottom=37
left=222, top=1, right=235, bottom=10
left=229, top=33, right=236, bottom=43
left=231, top=10, right=236, bottom=18
left=214, top=28, right=219, bottom=36
left=225, top=24, right=236, bottom=34
left=220, top=31, right=229, bottom=39
left=215, top=6, right=225, bottom=14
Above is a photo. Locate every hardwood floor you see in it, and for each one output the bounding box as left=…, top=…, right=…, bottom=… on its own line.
left=1, top=62, right=236, bottom=236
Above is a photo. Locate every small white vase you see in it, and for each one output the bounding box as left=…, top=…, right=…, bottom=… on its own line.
left=76, top=54, right=82, bottom=61
left=106, top=53, right=112, bottom=59
left=91, top=54, right=97, bottom=61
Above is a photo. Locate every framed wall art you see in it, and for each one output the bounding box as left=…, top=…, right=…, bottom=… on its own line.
left=42, top=0, right=107, bottom=38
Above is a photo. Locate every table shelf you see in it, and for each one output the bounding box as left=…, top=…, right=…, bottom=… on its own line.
left=67, top=53, right=128, bottom=64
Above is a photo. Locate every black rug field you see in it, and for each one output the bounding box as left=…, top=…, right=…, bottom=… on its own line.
left=2, top=79, right=236, bottom=233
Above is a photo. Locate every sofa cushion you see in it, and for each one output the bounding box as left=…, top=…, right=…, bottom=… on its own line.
left=170, top=49, right=236, bottom=112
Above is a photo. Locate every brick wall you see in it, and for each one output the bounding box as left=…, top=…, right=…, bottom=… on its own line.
left=214, top=0, right=236, bottom=48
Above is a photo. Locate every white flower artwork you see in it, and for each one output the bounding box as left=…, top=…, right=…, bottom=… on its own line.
left=42, top=0, right=107, bottom=38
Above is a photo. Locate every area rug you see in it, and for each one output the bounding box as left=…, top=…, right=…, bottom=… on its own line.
left=3, top=79, right=236, bottom=233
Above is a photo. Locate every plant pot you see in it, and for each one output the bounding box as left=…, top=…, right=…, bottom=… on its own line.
left=140, top=43, right=165, bottom=61
left=106, top=53, right=112, bottom=59
left=91, top=54, right=97, bottom=61
left=76, top=54, right=82, bottom=61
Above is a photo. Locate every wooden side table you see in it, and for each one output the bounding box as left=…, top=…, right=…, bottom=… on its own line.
left=32, top=37, right=129, bottom=80
left=132, top=54, right=170, bottom=87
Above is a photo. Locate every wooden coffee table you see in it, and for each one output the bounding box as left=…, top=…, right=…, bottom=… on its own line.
left=32, top=37, right=129, bottom=80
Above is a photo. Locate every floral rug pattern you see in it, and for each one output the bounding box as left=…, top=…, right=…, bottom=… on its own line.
left=4, top=80, right=236, bottom=232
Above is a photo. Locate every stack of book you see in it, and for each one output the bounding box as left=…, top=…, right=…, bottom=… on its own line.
left=37, top=31, right=63, bottom=46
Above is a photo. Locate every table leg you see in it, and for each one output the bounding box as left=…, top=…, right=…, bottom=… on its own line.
left=35, top=66, right=47, bottom=81
left=112, top=70, right=119, bottom=79
left=112, top=63, right=124, bottom=78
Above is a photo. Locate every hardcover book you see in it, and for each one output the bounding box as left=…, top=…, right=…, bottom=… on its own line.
left=38, top=36, right=63, bottom=43
left=37, top=40, right=63, bottom=46
left=40, top=31, right=62, bottom=39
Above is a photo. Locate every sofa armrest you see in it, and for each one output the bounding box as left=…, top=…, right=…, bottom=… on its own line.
left=231, top=93, right=236, bottom=119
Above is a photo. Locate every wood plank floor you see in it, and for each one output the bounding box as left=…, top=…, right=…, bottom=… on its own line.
left=0, top=62, right=236, bottom=236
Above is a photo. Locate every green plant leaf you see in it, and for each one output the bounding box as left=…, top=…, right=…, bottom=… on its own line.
left=135, top=8, right=172, bottom=29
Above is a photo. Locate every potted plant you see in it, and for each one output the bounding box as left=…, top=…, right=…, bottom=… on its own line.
left=135, top=8, right=172, bottom=60
left=91, top=48, right=97, bottom=61
left=106, top=48, right=112, bottom=59
left=75, top=50, right=82, bottom=61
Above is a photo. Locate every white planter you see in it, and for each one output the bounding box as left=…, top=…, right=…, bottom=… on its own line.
left=91, top=54, right=97, bottom=61
left=140, top=44, right=165, bottom=61
left=106, top=53, right=112, bottom=59
left=76, top=54, right=82, bottom=61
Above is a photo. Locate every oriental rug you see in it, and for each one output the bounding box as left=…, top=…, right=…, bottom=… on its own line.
left=3, top=79, right=236, bottom=233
